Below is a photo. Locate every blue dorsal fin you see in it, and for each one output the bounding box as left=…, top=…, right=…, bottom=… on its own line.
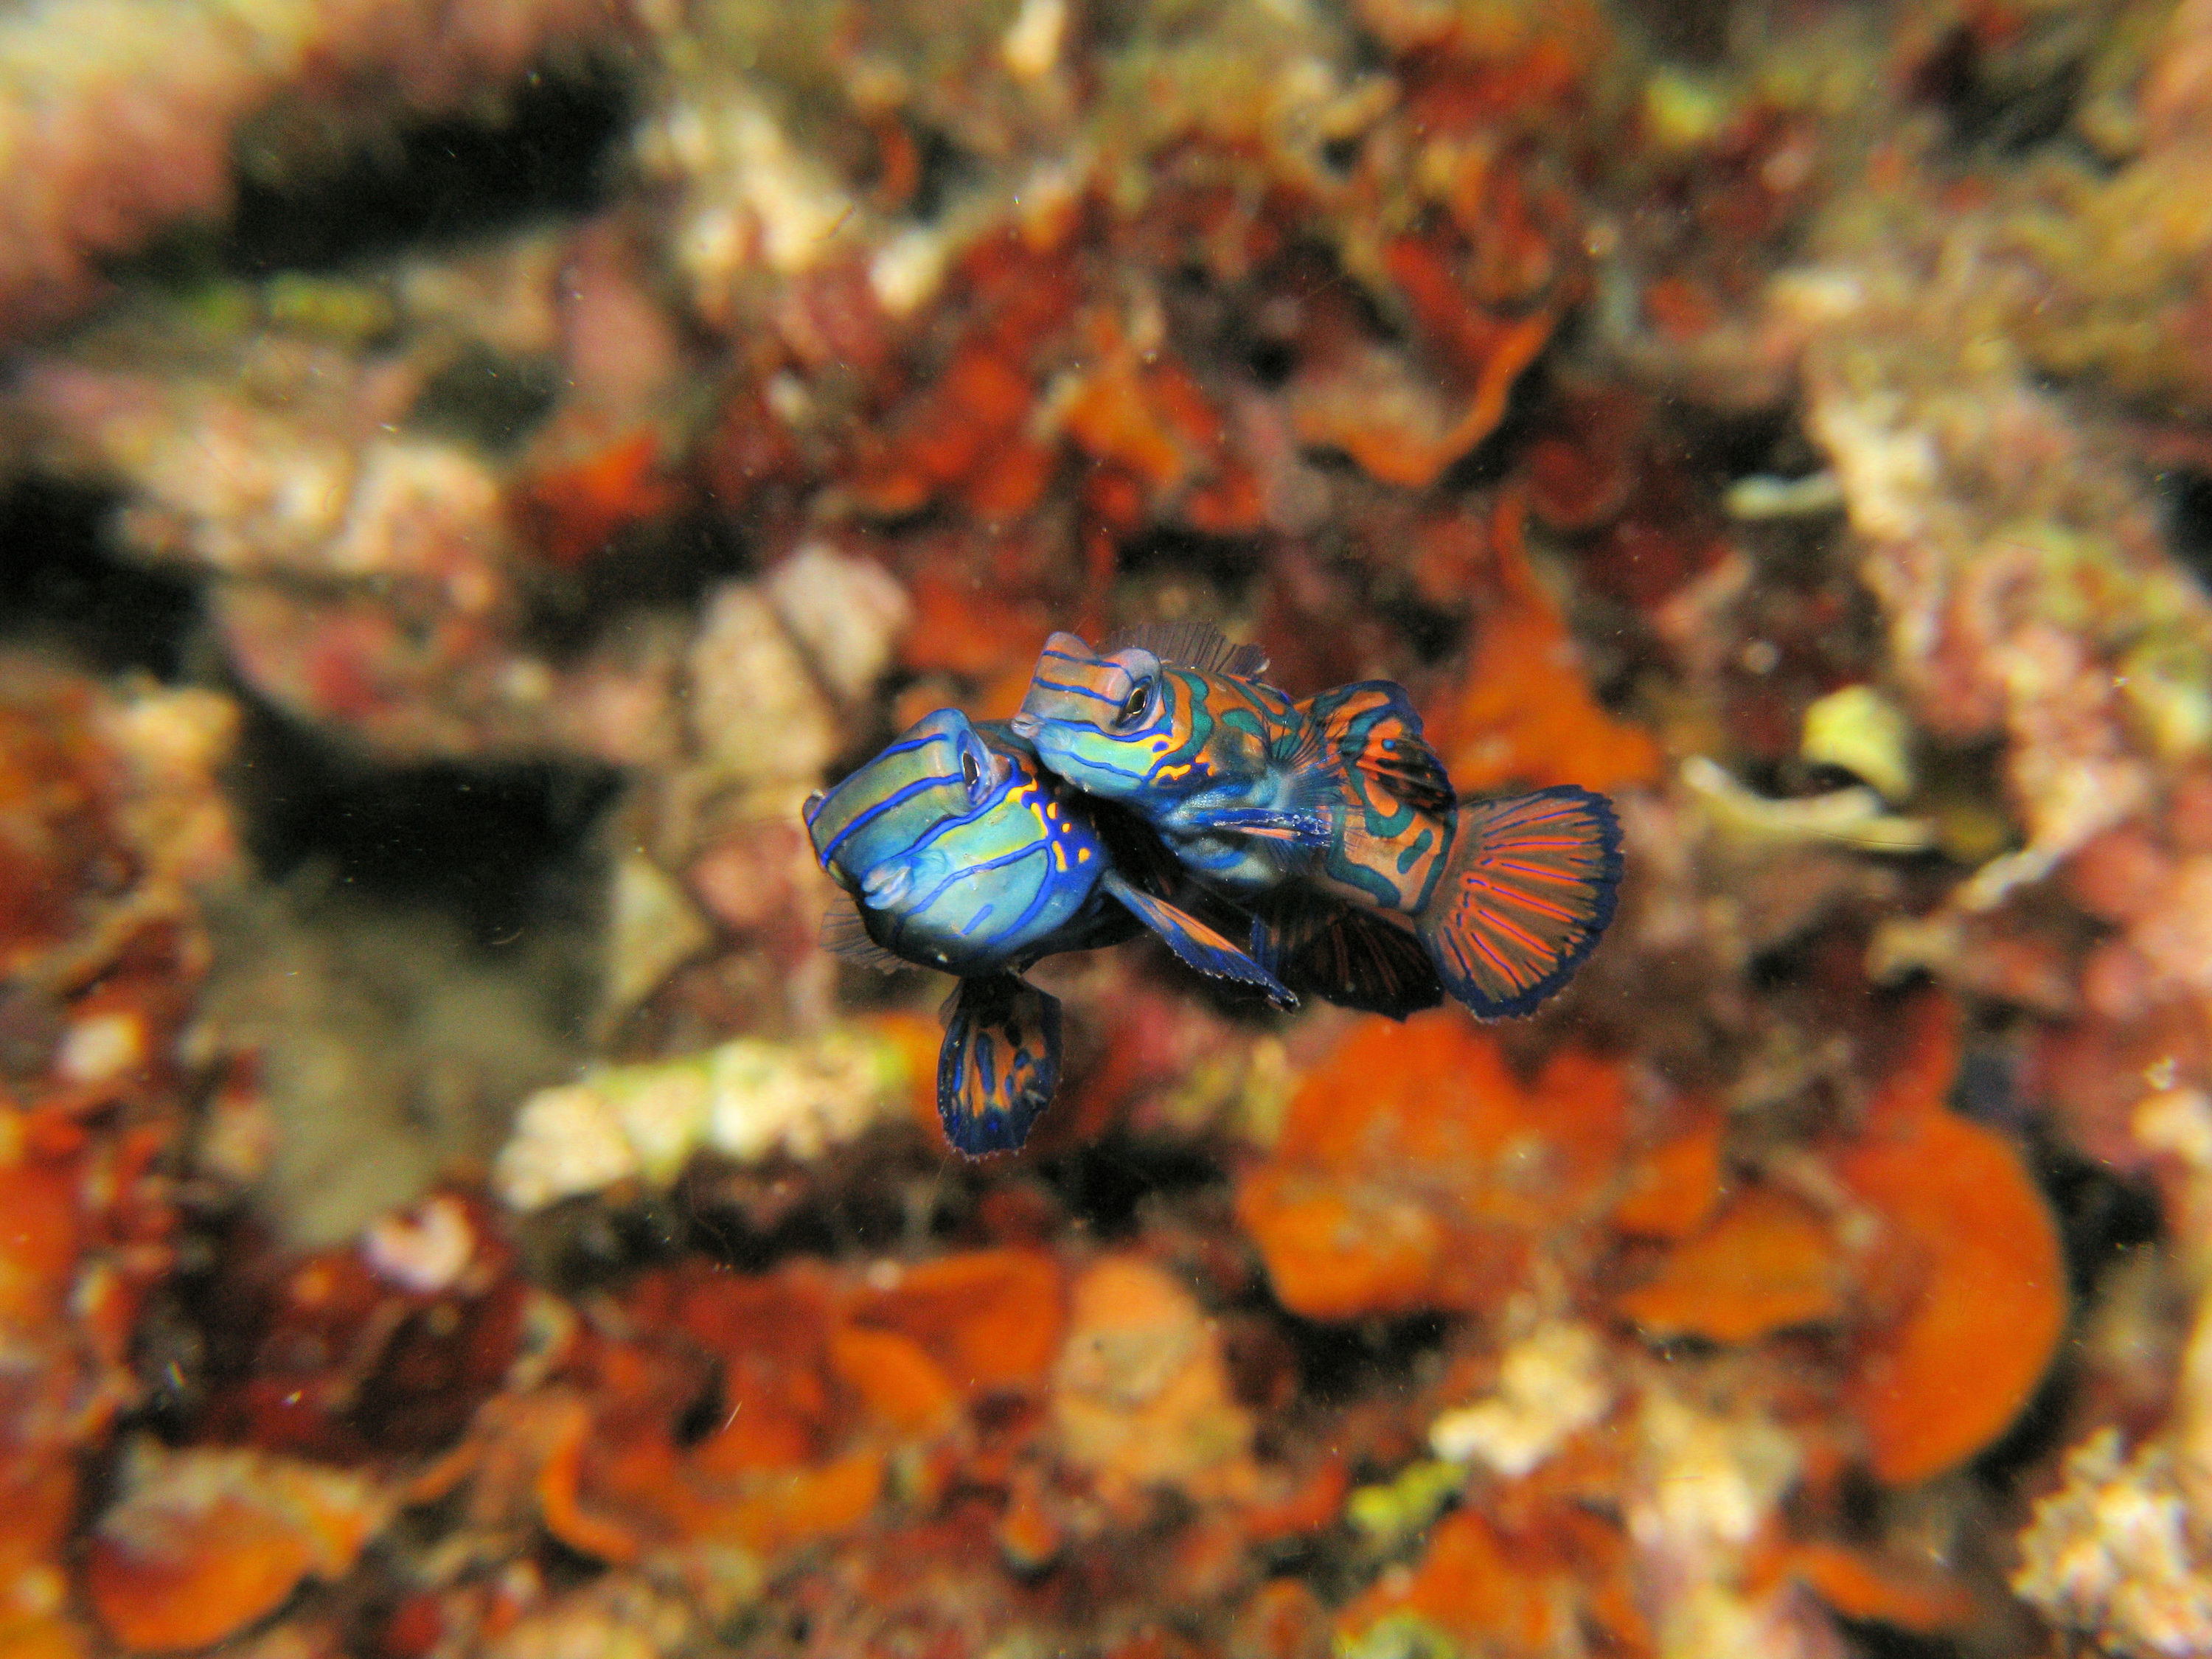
left=1105, top=620, right=1270, bottom=681
left=937, top=974, right=1061, bottom=1155
left=821, top=905, right=908, bottom=973
left=1100, top=869, right=1295, bottom=1007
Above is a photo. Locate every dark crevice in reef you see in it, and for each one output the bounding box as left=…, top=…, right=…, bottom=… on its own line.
left=1279, top=1308, right=1453, bottom=1408
left=2163, top=465, right=2212, bottom=595
left=223, top=63, right=636, bottom=275
left=1036, top=1135, right=1230, bottom=1239
left=229, top=699, right=622, bottom=953
left=0, top=478, right=202, bottom=680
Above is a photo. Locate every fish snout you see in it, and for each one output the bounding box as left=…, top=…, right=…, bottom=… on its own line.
left=1008, top=712, right=1041, bottom=739
left=860, top=863, right=914, bottom=908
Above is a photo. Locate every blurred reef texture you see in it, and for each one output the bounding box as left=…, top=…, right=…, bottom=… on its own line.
left=5, top=0, right=2212, bottom=1654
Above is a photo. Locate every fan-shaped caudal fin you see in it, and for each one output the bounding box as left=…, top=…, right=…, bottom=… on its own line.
left=1417, top=786, right=1623, bottom=1018
left=1101, top=869, right=1296, bottom=1007
left=937, top=974, right=1062, bottom=1155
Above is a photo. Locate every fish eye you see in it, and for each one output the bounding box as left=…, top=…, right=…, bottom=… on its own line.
left=1116, top=679, right=1152, bottom=728
left=959, top=737, right=998, bottom=803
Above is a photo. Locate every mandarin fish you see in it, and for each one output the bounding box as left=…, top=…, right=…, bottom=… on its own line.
left=1011, top=625, right=1622, bottom=1019
left=804, top=707, right=1290, bottom=1155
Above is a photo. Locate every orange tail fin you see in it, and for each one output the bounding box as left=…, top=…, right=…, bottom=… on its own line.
left=1416, top=787, right=1622, bottom=1017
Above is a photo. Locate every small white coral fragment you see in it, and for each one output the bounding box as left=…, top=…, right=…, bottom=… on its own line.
left=604, top=850, right=713, bottom=1022
left=1723, top=470, right=1844, bottom=520
left=764, top=543, right=913, bottom=703
left=1430, top=1320, right=1613, bottom=1478
left=2014, top=1429, right=2212, bottom=1659
left=687, top=581, right=841, bottom=787
left=362, top=1195, right=476, bottom=1295
left=494, top=1026, right=918, bottom=1210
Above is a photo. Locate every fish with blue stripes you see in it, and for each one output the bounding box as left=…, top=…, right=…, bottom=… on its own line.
left=1010, top=625, right=1622, bottom=1020
left=804, top=707, right=1291, bottom=1155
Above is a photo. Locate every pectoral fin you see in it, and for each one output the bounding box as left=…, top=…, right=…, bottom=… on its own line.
left=821, top=905, right=908, bottom=973
left=1102, top=870, right=1295, bottom=1007
left=937, top=974, right=1062, bottom=1155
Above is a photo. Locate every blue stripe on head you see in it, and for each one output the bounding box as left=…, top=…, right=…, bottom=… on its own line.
left=818, top=768, right=959, bottom=863
left=1030, top=676, right=1124, bottom=707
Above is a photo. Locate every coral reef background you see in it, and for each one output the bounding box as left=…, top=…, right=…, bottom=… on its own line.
left=5, top=0, right=2212, bottom=1654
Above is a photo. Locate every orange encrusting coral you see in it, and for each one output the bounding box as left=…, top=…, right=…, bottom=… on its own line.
left=1429, top=491, right=1664, bottom=795
left=1834, top=998, right=2068, bottom=1485
left=509, top=428, right=686, bottom=568
left=83, top=1448, right=383, bottom=1653
left=1608, top=1117, right=1727, bottom=1240
left=849, top=1248, right=1066, bottom=1392
left=1773, top=1539, right=1978, bottom=1634
left=1613, top=1185, right=1844, bottom=1343
left=1236, top=1012, right=1628, bottom=1320
left=411, top=1248, right=1071, bottom=1576
left=1290, top=307, right=1558, bottom=490
left=1336, top=1505, right=1649, bottom=1659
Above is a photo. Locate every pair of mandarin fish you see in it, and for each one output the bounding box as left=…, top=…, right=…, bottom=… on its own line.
left=804, top=625, right=1623, bottom=1156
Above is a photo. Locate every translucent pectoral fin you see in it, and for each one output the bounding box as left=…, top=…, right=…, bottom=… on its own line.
left=821, top=905, right=909, bottom=973
left=1101, top=870, right=1295, bottom=1007
left=937, top=974, right=1062, bottom=1156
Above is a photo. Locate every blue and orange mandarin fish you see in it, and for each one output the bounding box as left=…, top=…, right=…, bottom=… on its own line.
left=803, top=707, right=1290, bottom=1155
left=1010, top=625, right=1623, bottom=1020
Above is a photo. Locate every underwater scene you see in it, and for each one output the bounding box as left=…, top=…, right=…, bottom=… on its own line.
left=5, top=0, right=2212, bottom=1653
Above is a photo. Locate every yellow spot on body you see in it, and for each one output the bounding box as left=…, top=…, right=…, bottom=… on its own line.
left=1077, top=846, right=1092, bottom=863
left=1054, top=842, right=1068, bottom=872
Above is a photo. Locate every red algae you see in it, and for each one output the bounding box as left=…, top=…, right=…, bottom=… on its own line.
left=1237, top=1012, right=1628, bottom=1320
left=1428, top=493, right=1665, bottom=795
left=1613, top=1184, right=1845, bottom=1343
left=1835, top=998, right=2067, bottom=1484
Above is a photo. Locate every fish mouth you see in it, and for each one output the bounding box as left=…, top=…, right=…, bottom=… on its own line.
left=1008, top=712, right=1040, bottom=738
left=860, top=864, right=914, bottom=908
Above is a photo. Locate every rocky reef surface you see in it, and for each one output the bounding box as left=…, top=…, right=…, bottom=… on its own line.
left=4, top=0, right=2212, bottom=1655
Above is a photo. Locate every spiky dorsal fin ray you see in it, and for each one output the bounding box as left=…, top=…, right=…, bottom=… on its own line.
left=821, top=905, right=908, bottom=973
left=1106, top=620, right=1270, bottom=681
left=1248, top=897, right=1444, bottom=1019
left=1416, top=786, right=1623, bottom=1018
left=1100, top=869, right=1296, bottom=1007
left=937, top=974, right=1062, bottom=1155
